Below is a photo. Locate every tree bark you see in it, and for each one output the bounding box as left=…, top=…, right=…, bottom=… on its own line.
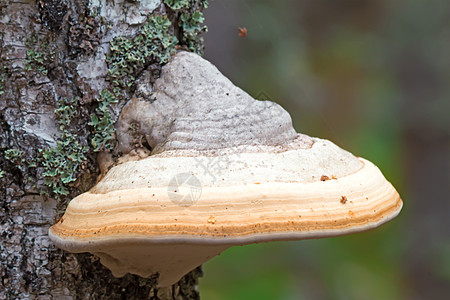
left=0, top=0, right=207, bottom=298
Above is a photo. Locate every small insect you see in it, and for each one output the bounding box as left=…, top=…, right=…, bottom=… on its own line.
left=238, top=27, right=247, bottom=37
left=340, top=196, right=347, bottom=204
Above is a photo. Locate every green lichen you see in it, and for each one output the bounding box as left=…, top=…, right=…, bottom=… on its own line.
left=25, top=48, right=47, bottom=74
left=0, top=145, right=40, bottom=190
left=105, top=5, right=209, bottom=89
left=28, top=159, right=37, bottom=168
left=4, top=149, right=26, bottom=171
left=3, top=149, right=27, bottom=172
left=90, top=89, right=118, bottom=152
left=4, top=149, right=23, bottom=162
left=24, top=34, right=56, bottom=75
left=178, top=10, right=207, bottom=54
left=164, top=0, right=190, bottom=10
left=170, top=0, right=208, bottom=55
left=106, top=14, right=178, bottom=89
left=40, top=97, right=88, bottom=196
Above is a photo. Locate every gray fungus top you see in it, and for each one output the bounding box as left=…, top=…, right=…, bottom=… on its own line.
left=116, top=51, right=304, bottom=154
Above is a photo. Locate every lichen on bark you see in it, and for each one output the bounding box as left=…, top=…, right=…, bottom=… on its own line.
left=0, top=0, right=208, bottom=298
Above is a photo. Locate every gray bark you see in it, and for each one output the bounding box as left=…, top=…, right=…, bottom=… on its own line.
left=0, top=0, right=206, bottom=298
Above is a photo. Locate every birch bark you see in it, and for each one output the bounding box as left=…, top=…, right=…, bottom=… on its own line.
left=0, top=1, right=206, bottom=298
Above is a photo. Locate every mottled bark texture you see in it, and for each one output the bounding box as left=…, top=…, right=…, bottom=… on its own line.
left=0, top=0, right=207, bottom=298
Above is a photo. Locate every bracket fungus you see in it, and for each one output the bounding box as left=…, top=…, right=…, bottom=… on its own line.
left=49, top=51, right=402, bottom=287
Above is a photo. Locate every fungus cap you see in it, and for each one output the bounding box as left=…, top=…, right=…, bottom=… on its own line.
left=49, top=51, right=402, bottom=287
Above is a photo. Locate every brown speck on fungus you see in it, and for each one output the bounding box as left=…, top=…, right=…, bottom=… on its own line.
left=340, top=196, right=348, bottom=204
left=320, top=175, right=330, bottom=181
left=49, top=51, right=402, bottom=288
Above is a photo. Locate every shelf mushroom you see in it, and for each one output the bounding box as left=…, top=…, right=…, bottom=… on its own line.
left=49, top=51, right=402, bottom=287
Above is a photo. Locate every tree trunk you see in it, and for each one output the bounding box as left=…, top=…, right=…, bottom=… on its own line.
left=0, top=0, right=207, bottom=298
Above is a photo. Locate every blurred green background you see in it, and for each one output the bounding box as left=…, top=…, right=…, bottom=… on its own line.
left=200, top=0, right=450, bottom=299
